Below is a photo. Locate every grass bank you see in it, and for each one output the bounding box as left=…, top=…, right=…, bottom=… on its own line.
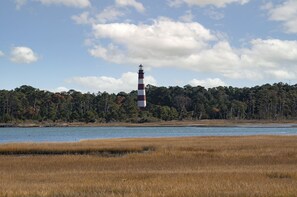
left=1, top=136, right=297, bottom=196
left=4, top=119, right=297, bottom=127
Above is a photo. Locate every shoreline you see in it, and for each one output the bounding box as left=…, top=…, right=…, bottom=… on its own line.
left=2, top=119, right=297, bottom=128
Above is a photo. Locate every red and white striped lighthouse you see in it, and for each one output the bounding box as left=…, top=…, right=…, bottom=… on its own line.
left=137, top=64, right=146, bottom=108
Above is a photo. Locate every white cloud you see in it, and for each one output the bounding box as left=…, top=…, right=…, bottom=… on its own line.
left=53, top=86, right=69, bottom=92
left=179, top=10, right=194, bottom=22
left=72, top=12, right=93, bottom=25
left=267, top=70, right=295, bottom=80
left=36, top=0, right=91, bottom=8
left=204, top=8, right=224, bottom=20
left=10, top=47, right=38, bottom=64
left=238, top=39, right=297, bottom=80
left=15, top=0, right=91, bottom=9
left=90, top=17, right=216, bottom=65
left=242, top=39, right=297, bottom=67
left=0, top=50, right=4, bottom=57
left=168, top=0, right=249, bottom=8
left=67, top=72, right=157, bottom=93
left=265, top=0, right=297, bottom=34
left=115, top=0, right=145, bottom=13
left=72, top=7, right=125, bottom=25
left=96, top=6, right=125, bottom=23
left=15, top=0, right=27, bottom=10
left=87, top=17, right=297, bottom=82
left=189, top=78, right=227, bottom=88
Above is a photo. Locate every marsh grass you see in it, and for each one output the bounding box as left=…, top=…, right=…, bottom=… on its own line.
left=1, top=136, right=297, bottom=196
left=266, top=172, right=293, bottom=179
left=0, top=144, right=154, bottom=157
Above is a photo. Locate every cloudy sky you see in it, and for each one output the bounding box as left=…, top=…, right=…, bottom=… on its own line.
left=1, top=0, right=297, bottom=93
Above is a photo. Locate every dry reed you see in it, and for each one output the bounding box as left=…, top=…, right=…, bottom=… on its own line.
left=0, top=135, right=297, bottom=196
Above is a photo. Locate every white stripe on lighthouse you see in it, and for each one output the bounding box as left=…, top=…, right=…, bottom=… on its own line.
left=138, top=100, right=146, bottom=107
left=138, top=89, right=145, bottom=96
left=138, top=79, right=144, bottom=84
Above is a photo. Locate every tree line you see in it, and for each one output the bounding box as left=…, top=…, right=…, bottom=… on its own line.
left=1, top=83, right=297, bottom=123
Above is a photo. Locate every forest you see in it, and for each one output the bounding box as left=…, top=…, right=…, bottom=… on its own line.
left=1, top=83, right=297, bottom=123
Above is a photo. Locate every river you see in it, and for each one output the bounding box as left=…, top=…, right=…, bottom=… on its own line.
left=1, top=125, right=297, bottom=143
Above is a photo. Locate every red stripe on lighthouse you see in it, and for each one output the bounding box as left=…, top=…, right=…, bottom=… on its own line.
left=138, top=84, right=145, bottom=89
left=138, top=95, right=146, bottom=100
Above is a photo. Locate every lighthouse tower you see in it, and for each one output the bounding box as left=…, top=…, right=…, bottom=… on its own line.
left=137, top=64, right=146, bottom=108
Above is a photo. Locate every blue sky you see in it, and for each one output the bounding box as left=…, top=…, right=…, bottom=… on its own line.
left=1, top=0, right=297, bottom=93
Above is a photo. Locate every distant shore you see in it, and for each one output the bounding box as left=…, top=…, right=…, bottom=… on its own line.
left=2, top=119, right=297, bottom=128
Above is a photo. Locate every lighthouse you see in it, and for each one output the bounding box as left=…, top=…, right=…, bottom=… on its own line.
left=137, top=64, right=146, bottom=108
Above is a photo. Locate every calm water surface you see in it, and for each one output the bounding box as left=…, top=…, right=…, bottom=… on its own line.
left=0, top=126, right=297, bottom=143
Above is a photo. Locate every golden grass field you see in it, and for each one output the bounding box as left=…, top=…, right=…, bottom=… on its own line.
left=0, top=135, right=297, bottom=196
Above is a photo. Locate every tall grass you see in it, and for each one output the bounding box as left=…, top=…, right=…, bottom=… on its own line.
left=0, top=143, right=154, bottom=156
left=0, top=136, right=297, bottom=196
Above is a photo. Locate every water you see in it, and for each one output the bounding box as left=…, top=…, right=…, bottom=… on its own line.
left=1, top=126, right=297, bottom=143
